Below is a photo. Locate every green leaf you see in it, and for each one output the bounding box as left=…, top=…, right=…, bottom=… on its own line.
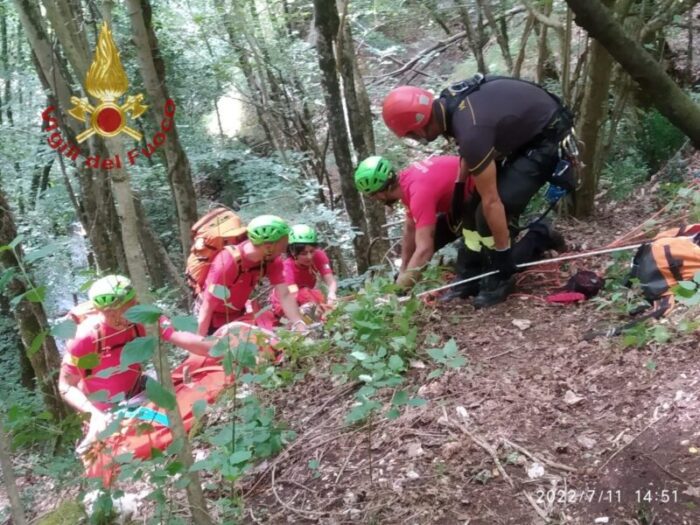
left=145, top=378, right=176, bottom=411
left=211, top=285, right=230, bottom=300
left=350, top=350, right=369, bottom=361
left=427, top=369, right=443, bottom=379
left=192, top=399, right=207, bottom=420
left=407, top=397, right=427, bottom=407
left=166, top=461, right=185, bottom=475
left=8, top=235, right=23, bottom=250
left=125, top=304, right=162, bottom=324
left=447, top=355, right=467, bottom=369
left=25, top=287, right=46, bottom=303
left=392, top=390, right=409, bottom=406
left=9, top=291, right=26, bottom=309
left=678, top=280, right=696, bottom=291
left=27, top=331, right=47, bottom=357
left=693, top=271, right=700, bottom=285
left=386, top=407, right=401, bottom=420
left=51, top=319, right=77, bottom=339
left=308, top=459, right=320, bottom=470
left=0, top=267, right=17, bottom=291
left=24, top=244, right=56, bottom=264
left=652, top=325, right=671, bottom=344
left=645, top=360, right=657, bottom=371
left=229, top=450, right=252, bottom=465
left=427, top=348, right=445, bottom=362
left=171, top=315, right=198, bottom=333
left=120, top=336, right=156, bottom=369
left=442, top=339, right=458, bottom=357
left=166, top=438, right=185, bottom=456
left=388, top=354, right=404, bottom=371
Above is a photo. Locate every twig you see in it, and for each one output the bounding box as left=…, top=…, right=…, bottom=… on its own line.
left=443, top=407, right=514, bottom=488
left=484, top=349, right=515, bottom=361
left=376, top=31, right=467, bottom=79
left=598, top=412, right=671, bottom=472
left=335, top=442, right=360, bottom=485
left=302, top=382, right=357, bottom=424
left=502, top=438, right=578, bottom=473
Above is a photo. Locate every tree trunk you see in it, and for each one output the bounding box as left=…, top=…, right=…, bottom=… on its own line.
left=1, top=2, right=12, bottom=125
left=512, top=14, right=535, bottom=78
left=0, top=417, right=27, bottom=525
left=476, top=0, right=513, bottom=71
left=151, top=338, right=214, bottom=525
left=0, top=293, right=35, bottom=389
left=313, top=0, right=370, bottom=272
left=572, top=14, right=615, bottom=217
left=456, top=1, right=488, bottom=73
left=566, top=0, right=700, bottom=148
left=126, top=0, right=198, bottom=257
left=17, top=0, right=123, bottom=272
left=0, top=186, right=69, bottom=421
left=336, top=2, right=388, bottom=265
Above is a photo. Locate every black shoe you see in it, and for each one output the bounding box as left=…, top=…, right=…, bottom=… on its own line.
left=439, top=280, right=480, bottom=302
left=472, top=275, right=515, bottom=309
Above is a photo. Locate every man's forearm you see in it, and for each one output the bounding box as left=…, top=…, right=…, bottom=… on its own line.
left=400, top=222, right=416, bottom=272
left=396, top=246, right=433, bottom=288
left=169, top=331, right=213, bottom=356
left=279, top=292, right=303, bottom=324
left=482, top=200, right=510, bottom=249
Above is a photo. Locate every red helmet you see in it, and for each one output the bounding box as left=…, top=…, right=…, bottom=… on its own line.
left=382, top=86, right=434, bottom=137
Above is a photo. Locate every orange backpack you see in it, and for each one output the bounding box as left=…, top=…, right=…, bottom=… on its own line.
left=629, top=224, right=700, bottom=314
left=185, top=208, right=249, bottom=296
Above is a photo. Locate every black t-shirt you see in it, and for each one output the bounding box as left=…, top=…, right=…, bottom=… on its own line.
left=441, top=78, right=559, bottom=174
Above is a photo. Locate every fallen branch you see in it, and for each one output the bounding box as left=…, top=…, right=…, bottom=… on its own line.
left=334, top=442, right=360, bottom=485
left=502, top=438, right=578, bottom=473
left=377, top=31, right=467, bottom=79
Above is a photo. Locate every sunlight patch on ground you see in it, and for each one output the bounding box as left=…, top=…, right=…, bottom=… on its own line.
left=205, top=88, right=244, bottom=138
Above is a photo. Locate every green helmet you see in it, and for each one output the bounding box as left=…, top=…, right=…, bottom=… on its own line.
left=289, top=224, right=318, bottom=245
left=247, top=215, right=290, bottom=245
left=88, top=275, right=136, bottom=309
left=354, top=156, right=395, bottom=194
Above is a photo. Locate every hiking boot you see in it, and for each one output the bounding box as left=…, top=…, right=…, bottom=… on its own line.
left=472, top=275, right=515, bottom=309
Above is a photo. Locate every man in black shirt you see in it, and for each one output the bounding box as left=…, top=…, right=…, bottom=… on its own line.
left=382, top=76, right=574, bottom=307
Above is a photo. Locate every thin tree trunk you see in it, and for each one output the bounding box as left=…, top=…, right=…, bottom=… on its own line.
left=566, top=0, right=700, bottom=148
left=687, top=8, right=694, bottom=85
left=456, top=1, right=488, bottom=73
left=562, top=7, right=573, bottom=102
left=313, top=0, right=370, bottom=272
left=476, top=0, right=513, bottom=71
left=512, top=13, right=535, bottom=78
left=1, top=2, right=11, bottom=125
left=535, top=1, right=552, bottom=83
left=0, top=185, right=69, bottom=421
left=0, top=293, right=35, bottom=389
left=0, top=417, right=27, bottom=525
left=572, top=1, right=616, bottom=217
left=126, top=0, right=198, bottom=257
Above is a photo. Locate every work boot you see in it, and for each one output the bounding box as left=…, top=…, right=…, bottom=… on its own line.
left=472, top=275, right=515, bottom=309
left=439, top=277, right=480, bottom=302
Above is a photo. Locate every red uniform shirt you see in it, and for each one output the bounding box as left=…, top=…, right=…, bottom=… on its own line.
left=283, top=249, right=333, bottom=289
left=63, top=316, right=145, bottom=411
left=203, top=242, right=285, bottom=329
left=399, top=155, right=475, bottom=228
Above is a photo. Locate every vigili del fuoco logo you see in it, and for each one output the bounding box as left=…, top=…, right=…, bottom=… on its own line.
left=41, top=22, right=176, bottom=169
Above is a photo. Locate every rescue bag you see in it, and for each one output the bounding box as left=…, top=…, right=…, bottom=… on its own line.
left=628, top=224, right=700, bottom=315
left=185, top=207, right=249, bottom=296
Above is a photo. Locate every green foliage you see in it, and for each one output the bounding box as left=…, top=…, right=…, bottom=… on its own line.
left=636, top=110, right=686, bottom=172
left=672, top=271, right=700, bottom=307
left=426, top=338, right=468, bottom=379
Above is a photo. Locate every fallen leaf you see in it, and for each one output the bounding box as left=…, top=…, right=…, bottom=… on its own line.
left=527, top=462, right=545, bottom=479
left=564, top=390, right=585, bottom=405
left=512, top=318, right=532, bottom=330
left=406, top=442, right=424, bottom=458
left=689, top=447, right=698, bottom=454
left=577, top=435, right=597, bottom=449
left=682, top=486, right=700, bottom=498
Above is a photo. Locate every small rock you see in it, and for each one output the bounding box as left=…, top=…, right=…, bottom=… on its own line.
left=683, top=486, right=700, bottom=498
left=455, top=406, right=469, bottom=421
left=577, top=435, right=597, bottom=449
left=681, top=439, right=690, bottom=446
left=406, top=442, right=424, bottom=458
left=406, top=469, right=420, bottom=480
left=594, top=518, right=609, bottom=524
left=527, top=462, right=545, bottom=479
left=409, top=359, right=426, bottom=369
left=564, top=390, right=585, bottom=405
left=512, top=318, right=532, bottom=330
left=689, top=447, right=698, bottom=454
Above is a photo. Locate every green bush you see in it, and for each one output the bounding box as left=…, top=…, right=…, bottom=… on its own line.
left=636, top=110, right=685, bottom=172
